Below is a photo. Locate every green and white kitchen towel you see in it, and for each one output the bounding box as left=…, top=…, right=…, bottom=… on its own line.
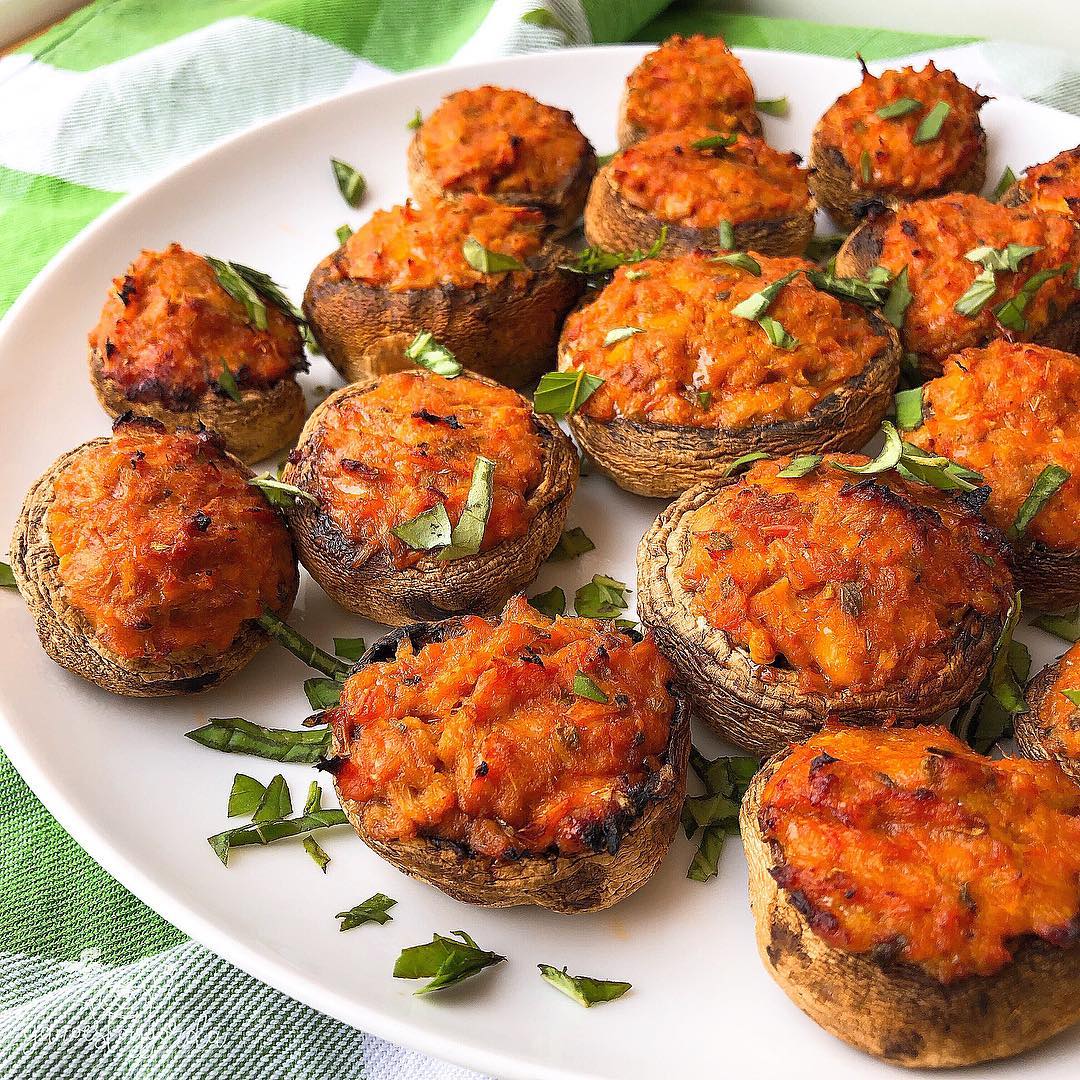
left=1, top=2, right=1079, bottom=1077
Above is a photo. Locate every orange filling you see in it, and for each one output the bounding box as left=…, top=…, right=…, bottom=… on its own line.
left=678, top=458, right=1013, bottom=694
left=329, top=596, right=676, bottom=860
left=608, top=129, right=809, bottom=229
left=559, top=252, right=886, bottom=429
left=1016, top=146, right=1080, bottom=216
left=297, top=372, right=544, bottom=569
left=89, top=244, right=303, bottom=408
left=338, top=195, right=545, bottom=291
left=624, top=34, right=758, bottom=138
left=46, top=422, right=296, bottom=662
left=817, top=63, right=985, bottom=193
left=876, top=194, right=1080, bottom=368
left=1046, top=643, right=1080, bottom=760
left=910, top=341, right=1080, bottom=548
left=418, top=85, right=588, bottom=197
left=761, top=726, right=1080, bottom=982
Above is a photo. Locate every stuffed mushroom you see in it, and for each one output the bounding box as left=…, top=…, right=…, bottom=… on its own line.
left=322, top=596, right=690, bottom=911
left=1000, top=144, right=1080, bottom=218
left=557, top=251, right=900, bottom=496
left=9, top=416, right=298, bottom=696
left=637, top=454, right=1015, bottom=755
left=1015, top=640, right=1080, bottom=785
left=88, top=244, right=308, bottom=463
left=304, top=195, right=583, bottom=388
left=281, top=369, right=577, bottom=625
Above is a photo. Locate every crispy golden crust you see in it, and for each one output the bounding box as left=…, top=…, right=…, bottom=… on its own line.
left=636, top=481, right=1003, bottom=755
left=89, top=349, right=305, bottom=464
left=616, top=86, right=762, bottom=150
left=742, top=747, right=1080, bottom=1066
left=583, top=162, right=815, bottom=259
left=282, top=373, right=578, bottom=625
left=809, top=126, right=987, bottom=232
left=303, top=237, right=583, bottom=390
left=9, top=438, right=296, bottom=696
left=1016, top=656, right=1080, bottom=785
left=329, top=619, right=690, bottom=911
left=564, top=310, right=900, bottom=498
left=835, top=210, right=1080, bottom=379
left=406, top=127, right=597, bottom=234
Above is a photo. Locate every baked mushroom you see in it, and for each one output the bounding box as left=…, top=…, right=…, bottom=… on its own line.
left=9, top=416, right=298, bottom=696
left=88, top=244, right=308, bottom=463
left=322, top=596, right=690, bottom=912
left=618, top=34, right=761, bottom=147
left=407, top=85, right=596, bottom=232
left=1000, top=145, right=1080, bottom=218
left=743, top=725, right=1080, bottom=1066
left=809, top=61, right=987, bottom=230
left=903, top=340, right=1080, bottom=609
left=637, top=455, right=1015, bottom=755
left=584, top=129, right=814, bottom=259
left=303, top=195, right=583, bottom=388
left=1015, top=641, right=1080, bottom=784
left=558, top=251, right=900, bottom=497
left=835, top=193, right=1080, bottom=377
left=281, top=369, right=577, bottom=625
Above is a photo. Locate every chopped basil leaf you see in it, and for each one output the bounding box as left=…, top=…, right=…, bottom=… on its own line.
left=303, top=781, right=323, bottom=815
left=529, top=586, right=566, bottom=618
left=338, top=893, right=396, bottom=931
left=216, top=360, right=242, bottom=402
left=724, top=450, right=770, bottom=476
left=548, top=527, right=595, bottom=562
left=755, top=97, right=789, bottom=117
left=833, top=421, right=903, bottom=475
left=440, top=456, right=496, bottom=560
left=954, top=267, right=998, bottom=316
left=462, top=238, right=526, bottom=273
left=0, top=562, right=14, bottom=589
left=206, top=258, right=312, bottom=346
left=876, top=97, right=922, bottom=119
left=533, top=370, right=604, bottom=417
left=252, top=774, right=292, bottom=823
left=731, top=269, right=800, bottom=321
left=559, top=227, right=667, bottom=276
left=984, top=594, right=1028, bottom=727
left=697, top=390, right=712, bottom=408
left=992, top=165, right=1017, bottom=202
left=758, top=315, right=798, bottom=349
left=689, top=746, right=759, bottom=799
left=994, top=266, right=1067, bottom=331
left=859, top=150, right=872, bottom=184
left=392, top=503, right=452, bottom=551
left=603, top=326, right=644, bottom=346
left=776, top=454, right=822, bottom=478
left=805, top=233, right=846, bottom=264
left=227, top=774, right=266, bottom=818
left=573, top=672, right=610, bottom=703
left=538, top=965, right=631, bottom=1007
left=336, top=224, right=353, bottom=245
left=404, top=330, right=462, bottom=378
left=687, top=826, right=729, bottom=882
left=896, top=443, right=984, bottom=492
left=1009, top=463, right=1069, bottom=539
left=691, top=133, right=738, bottom=151
left=718, top=220, right=735, bottom=250
left=303, top=835, right=331, bottom=872
left=393, top=931, right=505, bottom=995
left=304, top=677, right=342, bottom=711
left=208, top=808, right=348, bottom=866
left=894, top=386, right=924, bottom=431
left=186, top=717, right=332, bottom=763
left=407, top=107, right=422, bottom=130
left=1033, top=608, right=1080, bottom=642
left=331, top=157, right=366, bottom=208
left=882, top=266, right=912, bottom=327
left=804, top=268, right=888, bottom=307
left=574, top=574, right=629, bottom=619
left=965, top=243, right=1041, bottom=272
left=1062, top=689, right=1080, bottom=707
left=913, top=101, right=950, bottom=143
left=256, top=610, right=352, bottom=679
left=333, top=637, right=366, bottom=662
left=713, top=251, right=761, bottom=275
left=249, top=474, right=319, bottom=509
left=685, top=748, right=758, bottom=880
left=624, top=268, right=648, bottom=280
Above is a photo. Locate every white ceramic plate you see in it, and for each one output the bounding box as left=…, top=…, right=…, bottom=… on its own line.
left=1, top=44, right=1079, bottom=1080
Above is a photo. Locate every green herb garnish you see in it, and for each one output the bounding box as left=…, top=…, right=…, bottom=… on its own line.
left=463, top=238, right=526, bottom=273
left=336, top=224, right=353, bottom=245
left=876, top=97, right=922, bottom=119
left=333, top=637, right=366, bottom=662
left=338, top=893, right=396, bottom=931
left=684, top=747, right=758, bottom=882
left=249, top=475, right=318, bottom=509
left=994, top=266, right=1067, bottom=331
left=538, top=965, right=631, bottom=1007
left=804, top=269, right=889, bottom=307
left=392, top=503, right=452, bottom=552
left=697, top=390, right=712, bottom=409
left=304, top=677, right=342, bottom=711
left=533, top=370, right=604, bottom=418
left=216, top=360, right=242, bottom=403
left=882, top=266, right=912, bottom=327
left=256, top=611, right=352, bottom=679
left=252, top=774, right=292, bottom=823
left=713, top=251, right=761, bottom=275
left=573, top=672, right=610, bottom=703
left=724, top=451, right=770, bottom=476
left=755, top=97, right=788, bottom=117
left=965, top=243, right=1041, bottom=272
left=1062, top=689, right=1080, bottom=706
left=186, top=717, right=332, bottom=763
left=205, top=258, right=307, bottom=343
left=913, top=101, right=950, bottom=143
left=893, top=386, right=924, bottom=431
left=331, top=157, right=366, bottom=208
left=407, top=107, right=423, bottom=130
left=208, top=808, right=348, bottom=866
left=992, top=165, right=1017, bottom=202
left=303, top=836, right=331, bottom=872
left=758, top=316, right=798, bottom=349
left=603, top=326, right=644, bottom=346
left=439, top=456, right=496, bottom=560
left=1009, top=464, right=1070, bottom=539
left=859, top=150, right=872, bottom=184
left=691, top=133, right=738, bottom=151
left=805, top=234, right=846, bottom=264
left=574, top=575, right=629, bottom=619
left=404, top=330, right=462, bottom=378
left=833, top=420, right=903, bottom=475
left=730, top=270, right=800, bottom=321
left=718, top=219, right=735, bottom=250
left=303, top=782, right=323, bottom=814
left=0, top=562, right=14, bottom=589
left=394, top=931, right=505, bottom=995
left=529, top=586, right=566, bottom=618
left=559, top=227, right=667, bottom=276
left=955, top=267, right=998, bottom=316
left=1033, top=608, right=1080, bottom=642
left=548, top=527, right=594, bottom=562
left=227, top=774, right=266, bottom=818
left=776, top=454, right=822, bottom=478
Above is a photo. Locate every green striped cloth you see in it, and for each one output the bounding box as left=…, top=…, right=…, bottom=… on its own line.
left=0, top=3, right=1075, bottom=1077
